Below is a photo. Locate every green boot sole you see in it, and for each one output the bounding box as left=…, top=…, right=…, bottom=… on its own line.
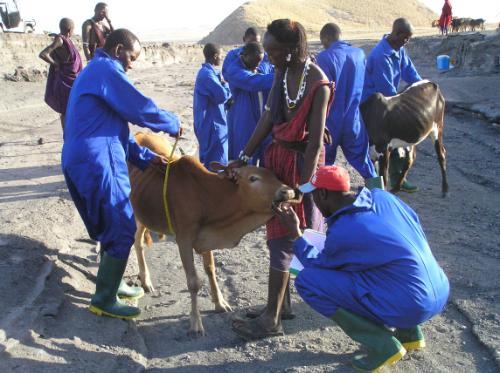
left=117, top=280, right=145, bottom=301
left=352, top=348, right=406, bottom=372
left=394, top=326, right=426, bottom=351
left=89, top=303, right=140, bottom=320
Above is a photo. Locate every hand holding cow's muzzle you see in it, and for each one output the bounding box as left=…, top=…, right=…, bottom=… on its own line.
left=286, top=187, right=303, bottom=204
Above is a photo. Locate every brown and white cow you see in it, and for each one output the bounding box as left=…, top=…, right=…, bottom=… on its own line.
left=128, top=132, right=294, bottom=336
left=360, top=80, right=449, bottom=197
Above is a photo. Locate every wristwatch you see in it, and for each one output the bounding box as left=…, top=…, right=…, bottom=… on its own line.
left=238, top=151, right=251, bottom=163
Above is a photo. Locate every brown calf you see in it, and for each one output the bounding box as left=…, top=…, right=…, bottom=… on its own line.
left=128, top=132, right=294, bottom=336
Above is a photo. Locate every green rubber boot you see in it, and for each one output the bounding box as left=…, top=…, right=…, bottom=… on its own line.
left=331, top=308, right=406, bottom=372
left=389, top=149, right=418, bottom=193
left=365, top=176, right=384, bottom=190
left=394, top=325, right=426, bottom=351
left=99, top=250, right=144, bottom=300
left=118, top=280, right=144, bottom=301
left=89, top=252, right=141, bottom=320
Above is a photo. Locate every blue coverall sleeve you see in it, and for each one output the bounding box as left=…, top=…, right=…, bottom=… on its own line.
left=102, top=68, right=180, bottom=135
left=400, top=51, right=422, bottom=85
left=127, top=133, right=157, bottom=170
left=226, top=66, right=274, bottom=92
left=200, top=72, right=232, bottom=104
left=315, top=53, right=335, bottom=82
left=293, top=236, right=327, bottom=269
left=370, top=57, right=398, bottom=96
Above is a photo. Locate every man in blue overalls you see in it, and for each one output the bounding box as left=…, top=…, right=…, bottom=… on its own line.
left=62, top=29, right=181, bottom=319
left=315, top=23, right=381, bottom=189
left=275, top=165, right=449, bottom=371
left=362, top=18, right=422, bottom=193
left=193, top=43, right=232, bottom=169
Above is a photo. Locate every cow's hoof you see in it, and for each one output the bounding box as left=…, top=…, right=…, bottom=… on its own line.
left=214, top=299, right=233, bottom=313
left=187, top=327, right=205, bottom=338
left=139, top=276, right=155, bottom=293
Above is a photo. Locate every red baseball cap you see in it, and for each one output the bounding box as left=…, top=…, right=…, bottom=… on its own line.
left=299, top=165, right=350, bottom=193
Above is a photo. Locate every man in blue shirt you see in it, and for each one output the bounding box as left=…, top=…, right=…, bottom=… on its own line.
left=63, top=29, right=181, bottom=319
left=362, top=18, right=422, bottom=193
left=275, top=165, right=449, bottom=372
left=315, top=23, right=381, bottom=189
left=193, top=43, right=232, bottom=169
left=224, top=42, right=274, bottom=164
left=222, top=27, right=273, bottom=77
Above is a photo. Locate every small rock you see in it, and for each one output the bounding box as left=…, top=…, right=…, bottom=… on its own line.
left=37, top=137, right=44, bottom=145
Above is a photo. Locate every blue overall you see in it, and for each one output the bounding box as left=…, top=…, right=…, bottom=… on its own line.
left=362, top=35, right=422, bottom=103
left=193, top=63, right=232, bottom=168
left=224, top=58, right=274, bottom=164
left=316, top=41, right=376, bottom=178
left=222, top=47, right=273, bottom=77
left=62, top=49, right=180, bottom=260
left=294, top=188, right=450, bottom=328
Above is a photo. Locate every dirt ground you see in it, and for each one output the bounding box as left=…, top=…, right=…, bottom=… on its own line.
left=0, top=33, right=499, bottom=372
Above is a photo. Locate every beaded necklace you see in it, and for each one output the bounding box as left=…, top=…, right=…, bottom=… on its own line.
left=283, top=58, right=311, bottom=110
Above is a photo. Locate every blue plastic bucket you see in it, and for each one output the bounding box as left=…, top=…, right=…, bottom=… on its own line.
left=437, top=55, right=450, bottom=71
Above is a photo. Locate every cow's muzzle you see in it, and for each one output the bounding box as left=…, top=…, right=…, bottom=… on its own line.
left=273, top=187, right=296, bottom=205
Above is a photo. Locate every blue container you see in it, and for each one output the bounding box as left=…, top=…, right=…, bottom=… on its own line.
left=437, top=55, right=450, bottom=71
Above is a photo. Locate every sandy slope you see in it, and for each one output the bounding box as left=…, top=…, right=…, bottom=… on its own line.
left=201, top=0, right=436, bottom=44
left=0, top=32, right=499, bottom=372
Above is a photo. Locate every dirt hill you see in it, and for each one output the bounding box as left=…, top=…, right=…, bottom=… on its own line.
left=200, top=0, right=436, bottom=45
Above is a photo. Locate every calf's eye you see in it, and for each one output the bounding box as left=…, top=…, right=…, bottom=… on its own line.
left=249, top=176, right=259, bottom=182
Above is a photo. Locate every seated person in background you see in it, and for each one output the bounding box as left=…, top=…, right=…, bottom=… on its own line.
left=275, top=165, right=450, bottom=372
left=39, top=18, right=82, bottom=130
left=193, top=43, right=232, bottom=169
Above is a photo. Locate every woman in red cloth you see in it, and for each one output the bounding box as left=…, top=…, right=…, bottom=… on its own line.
left=439, top=0, right=453, bottom=35
left=231, top=19, right=334, bottom=339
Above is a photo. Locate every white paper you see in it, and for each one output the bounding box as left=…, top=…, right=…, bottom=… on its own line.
left=289, top=229, right=326, bottom=276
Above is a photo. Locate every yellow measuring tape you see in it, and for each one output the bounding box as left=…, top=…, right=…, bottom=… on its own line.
left=162, top=135, right=179, bottom=237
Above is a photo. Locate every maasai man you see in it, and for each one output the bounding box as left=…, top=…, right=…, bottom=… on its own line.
left=39, top=18, right=82, bottom=130
left=362, top=18, right=422, bottom=193
left=82, top=2, right=114, bottom=61
left=225, top=42, right=274, bottom=165
left=193, top=43, right=232, bottom=168
left=439, top=0, right=453, bottom=35
left=231, top=19, right=333, bottom=339
left=275, top=165, right=449, bottom=371
left=316, top=23, right=381, bottom=189
left=222, top=27, right=274, bottom=77
left=62, top=29, right=181, bottom=319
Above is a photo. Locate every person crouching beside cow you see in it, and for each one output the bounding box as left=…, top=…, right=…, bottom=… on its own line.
left=275, top=165, right=450, bottom=372
left=62, top=29, right=181, bottom=319
left=362, top=18, right=423, bottom=193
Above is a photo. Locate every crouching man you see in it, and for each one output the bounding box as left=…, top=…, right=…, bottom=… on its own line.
left=275, top=165, right=449, bottom=371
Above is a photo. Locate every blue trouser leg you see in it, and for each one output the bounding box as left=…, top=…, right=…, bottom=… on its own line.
left=63, top=161, right=135, bottom=260
left=295, top=268, right=382, bottom=322
left=341, top=117, right=377, bottom=178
